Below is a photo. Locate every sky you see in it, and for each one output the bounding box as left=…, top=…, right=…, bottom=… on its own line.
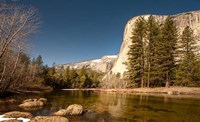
left=6, top=0, right=200, bottom=66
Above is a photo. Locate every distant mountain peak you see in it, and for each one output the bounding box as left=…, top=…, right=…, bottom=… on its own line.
left=55, top=55, right=118, bottom=73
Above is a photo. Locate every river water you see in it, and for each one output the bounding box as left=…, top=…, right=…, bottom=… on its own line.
left=0, top=90, right=200, bottom=122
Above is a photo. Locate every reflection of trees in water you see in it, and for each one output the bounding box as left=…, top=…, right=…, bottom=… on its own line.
left=45, top=90, right=99, bottom=112
left=98, top=93, right=128, bottom=118
left=139, top=95, right=149, bottom=105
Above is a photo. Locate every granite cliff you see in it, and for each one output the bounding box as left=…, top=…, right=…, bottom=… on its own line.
left=109, top=10, right=200, bottom=78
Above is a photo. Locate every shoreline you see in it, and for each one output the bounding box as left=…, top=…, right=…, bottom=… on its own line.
left=62, top=87, right=200, bottom=96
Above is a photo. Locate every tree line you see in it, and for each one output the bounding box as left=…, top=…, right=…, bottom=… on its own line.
left=126, top=15, right=200, bottom=88
left=43, top=66, right=101, bottom=89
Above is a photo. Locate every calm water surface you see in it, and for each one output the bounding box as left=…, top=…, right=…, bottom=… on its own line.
left=1, top=90, right=200, bottom=122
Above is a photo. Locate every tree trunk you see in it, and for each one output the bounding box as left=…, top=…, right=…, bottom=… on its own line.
left=147, top=63, right=150, bottom=88
left=3, top=51, right=21, bottom=91
left=0, top=56, right=8, bottom=83
left=165, top=72, right=170, bottom=88
left=141, top=76, right=144, bottom=88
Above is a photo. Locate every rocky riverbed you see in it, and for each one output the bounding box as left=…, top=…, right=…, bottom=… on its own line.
left=0, top=97, right=85, bottom=122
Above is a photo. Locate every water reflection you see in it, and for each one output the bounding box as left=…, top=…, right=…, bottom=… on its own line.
left=1, top=90, right=200, bottom=122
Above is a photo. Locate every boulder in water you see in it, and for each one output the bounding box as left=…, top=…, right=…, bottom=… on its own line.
left=4, top=111, right=33, bottom=119
left=53, top=109, right=67, bottom=116
left=19, top=98, right=47, bottom=108
left=19, top=100, right=44, bottom=108
left=54, top=104, right=83, bottom=116
left=30, top=116, right=69, bottom=122
left=65, top=104, right=83, bottom=115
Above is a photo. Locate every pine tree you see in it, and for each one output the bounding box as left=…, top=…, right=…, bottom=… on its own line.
left=176, top=26, right=200, bottom=86
left=160, top=17, right=178, bottom=87
left=145, top=15, right=161, bottom=87
left=126, top=17, right=146, bottom=87
left=35, top=55, right=43, bottom=68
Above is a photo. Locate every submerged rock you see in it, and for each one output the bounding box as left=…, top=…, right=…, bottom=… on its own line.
left=19, top=100, right=44, bottom=108
left=2, top=120, right=23, bottom=122
left=0, top=99, right=17, bottom=103
left=19, top=98, right=47, bottom=108
left=6, top=99, right=17, bottom=103
left=4, top=111, right=33, bottom=119
left=54, top=109, right=68, bottom=116
left=30, top=116, right=69, bottom=122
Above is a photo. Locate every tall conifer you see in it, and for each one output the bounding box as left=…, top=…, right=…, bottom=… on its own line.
left=126, top=17, right=146, bottom=87
left=160, top=17, right=178, bottom=87
left=145, top=15, right=161, bottom=87
left=176, top=26, right=200, bottom=86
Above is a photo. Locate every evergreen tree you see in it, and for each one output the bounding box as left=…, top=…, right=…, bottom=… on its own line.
left=180, top=26, right=197, bottom=55
left=176, top=26, right=200, bottom=86
left=145, top=15, right=161, bottom=87
left=160, top=17, right=178, bottom=87
left=126, top=17, right=146, bottom=87
left=35, top=55, right=43, bottom=68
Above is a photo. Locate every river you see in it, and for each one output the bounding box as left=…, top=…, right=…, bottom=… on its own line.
left=1, top=90, right=200, bottom=122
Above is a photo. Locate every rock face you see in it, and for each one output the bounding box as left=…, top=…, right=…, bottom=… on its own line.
left=110, top=10, right=200, bottom=78
left=55, top=55, right=117, bottom=73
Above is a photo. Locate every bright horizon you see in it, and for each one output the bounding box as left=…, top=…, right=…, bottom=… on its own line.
left=9, top=0, right=200, bottom=66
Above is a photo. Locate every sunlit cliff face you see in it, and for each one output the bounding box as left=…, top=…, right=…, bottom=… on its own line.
left=110, top=10, right=200, bottom=77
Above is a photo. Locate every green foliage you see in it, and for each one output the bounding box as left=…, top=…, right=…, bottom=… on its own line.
left=175, top=26, right=200, bottom=86
left=43, top=67, right=101, bottom=89
left=159, top=17, right=178, bottom=87
left=126, top=17, right=146, bottom=87
left=145, top=15, right=162, bottom=87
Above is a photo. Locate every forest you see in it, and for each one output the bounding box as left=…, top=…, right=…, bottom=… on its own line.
left=43, top=66, right=101, bottom=89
